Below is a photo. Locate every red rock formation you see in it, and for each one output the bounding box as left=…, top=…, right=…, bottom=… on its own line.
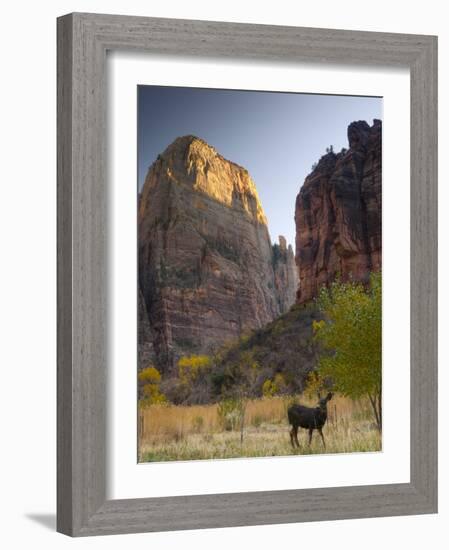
left=138, top=289, right=154, bottom=370
left=273, top=236, right=298, bottom=312
left=295, top=120, right=382, bottom=303
left=138, top=136, right=297, bottom=371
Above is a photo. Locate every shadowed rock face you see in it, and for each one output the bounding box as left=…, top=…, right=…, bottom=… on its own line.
left=295, top=120, right=382, bottom=303
left=273, top=236, right=298, bottom=312
left=138, top=136, right=298, bottom=372
left=138, top=289, right=154, bottom=370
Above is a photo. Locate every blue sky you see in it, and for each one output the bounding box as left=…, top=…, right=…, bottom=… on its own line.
left=138, top=86, right=382, bottom=248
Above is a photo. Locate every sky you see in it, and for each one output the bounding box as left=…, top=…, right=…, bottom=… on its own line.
left=138, top=86, right=382, bottom=248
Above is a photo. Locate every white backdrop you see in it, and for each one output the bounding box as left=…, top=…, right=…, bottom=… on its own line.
left=0, top=1, right=445, bottom=549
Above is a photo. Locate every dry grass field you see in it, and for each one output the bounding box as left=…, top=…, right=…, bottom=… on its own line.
left=138, top=394, right=381, bottom=462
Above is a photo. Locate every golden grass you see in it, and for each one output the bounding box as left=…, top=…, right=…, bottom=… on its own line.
left=138, top=394, right=381, bottom=462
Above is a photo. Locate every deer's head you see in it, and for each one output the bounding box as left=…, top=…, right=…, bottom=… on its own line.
left=317, top=392, right=333, bottom=410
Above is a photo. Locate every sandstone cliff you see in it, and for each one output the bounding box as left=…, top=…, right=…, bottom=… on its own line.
left=295, top=119, right=382, bottom=303
left=138, top=289, right=154, bottom=370
left=138, top=136, right=297, bottom=371
left=273, top=236, right=298, bottom=313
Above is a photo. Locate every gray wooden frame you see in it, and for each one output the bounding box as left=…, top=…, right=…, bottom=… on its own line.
left=57, top=12, right=438, bottom=537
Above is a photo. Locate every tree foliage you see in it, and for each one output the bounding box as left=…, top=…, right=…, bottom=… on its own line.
left=313, top=272, right=382, bottom=430
left=138, top=365, right=161, bottom=384
left=138, top=365, right=166, bottom=406
left=178, top=354, right=212, bottom=386
left=304, top=370, right=326, bottom=400
left=262, top=373, right=287, bottom=397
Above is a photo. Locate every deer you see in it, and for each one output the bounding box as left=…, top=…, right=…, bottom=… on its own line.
left=288, top=392, right=333, bottom=449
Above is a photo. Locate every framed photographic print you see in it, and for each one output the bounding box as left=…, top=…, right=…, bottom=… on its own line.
left=57, top=13, right=437, bottom=536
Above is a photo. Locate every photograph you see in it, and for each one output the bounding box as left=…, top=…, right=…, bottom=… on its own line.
left=137, top=85, right=382, bottom=462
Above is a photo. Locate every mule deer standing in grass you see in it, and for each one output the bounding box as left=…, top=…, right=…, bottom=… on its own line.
left=288, top=392, right=333, bottom=449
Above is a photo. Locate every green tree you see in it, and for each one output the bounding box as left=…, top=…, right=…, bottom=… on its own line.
left=313, top=273, right=382, bottom=431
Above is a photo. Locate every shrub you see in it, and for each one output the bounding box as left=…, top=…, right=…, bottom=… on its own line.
left=217, top=398, right=245, bottom=431
left=138, top=365, right=166, bottom=406
left=304, top=371, right=326, bottom=400
left=138, top=366, right=161, bottom=384
left=178, top=354, right=212, bottom=384
left=192, top=415, right=204, bottom=433
left=262, top=373, right=286, bottom=397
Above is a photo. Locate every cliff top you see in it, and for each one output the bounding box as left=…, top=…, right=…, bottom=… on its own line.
left=145, top=135, right=268, bottom=226
left=303, top=119, right=382, bottom=184
left=161, top=135, right=250, bottom=173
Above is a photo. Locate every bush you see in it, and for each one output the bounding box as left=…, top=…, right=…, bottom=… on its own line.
left=262, top=373, right=286, bottom=397
left=252, top=415, right=263, bottom=428
left=178, top=354, right=212, bottom=384
left=304, top=371, right=326, bottom=400
left=138, top=366, right=161, bottom=384
left=138, top=365, right=166, bottom=405
left=192, top=415, right=204, bottom=433
left=217, top=398, right=245, bottom=431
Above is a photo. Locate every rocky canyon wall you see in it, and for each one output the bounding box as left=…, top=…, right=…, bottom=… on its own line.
left=138, top=136, right=298, bottom=371
left=273, top=236, right=298, bottom=313
left=295, top=120, right=382, bottom=303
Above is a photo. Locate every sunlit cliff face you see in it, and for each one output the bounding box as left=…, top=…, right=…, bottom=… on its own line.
left=138, top=136, right=297, bottom=371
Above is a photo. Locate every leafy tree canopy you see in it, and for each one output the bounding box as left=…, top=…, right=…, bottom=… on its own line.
left=314, top=272, right=382, bottom=429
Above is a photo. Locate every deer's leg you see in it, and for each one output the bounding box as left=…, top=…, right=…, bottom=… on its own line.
left=294, top=427, right=300, bottom=448
left=308, top=428, right=313, bottom=446
left=289, top=427, right=295, bottom=448
left=318, top=427, right=326, bottom=448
